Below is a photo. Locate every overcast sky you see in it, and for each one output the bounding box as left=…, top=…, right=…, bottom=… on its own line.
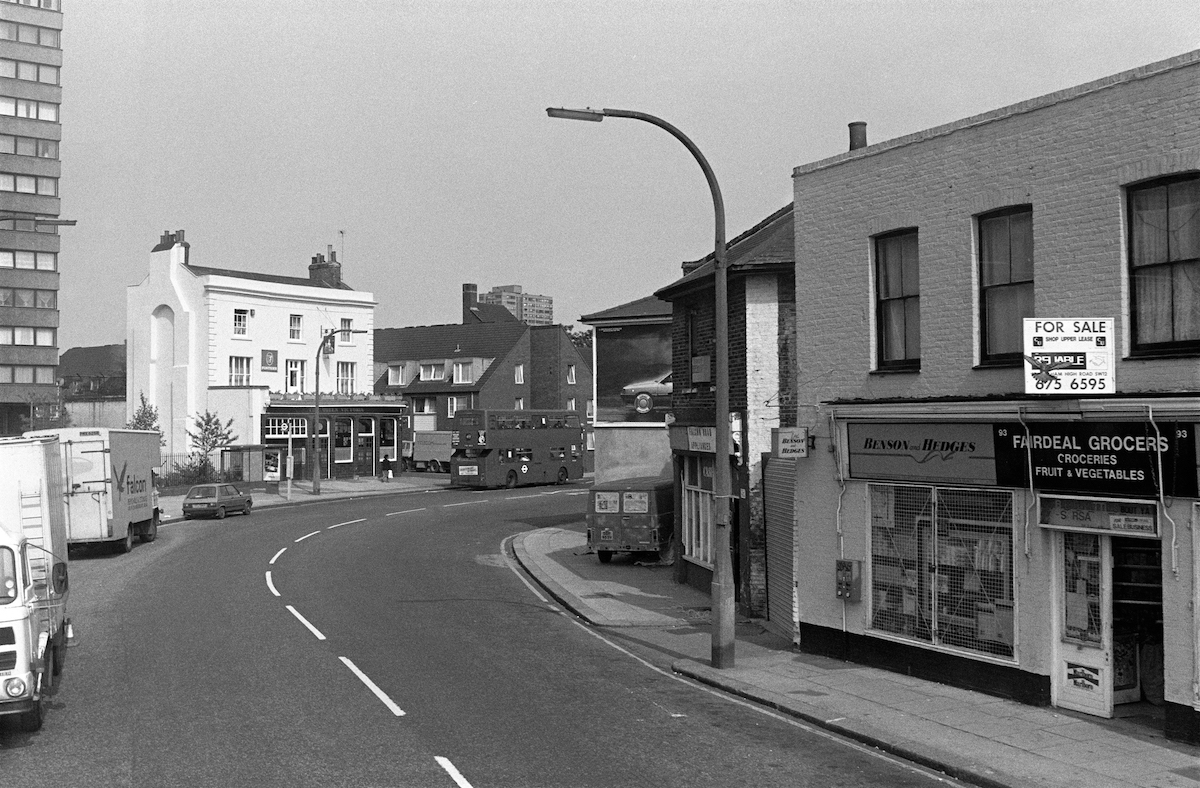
left=58, top=0, right=1200, bottom=350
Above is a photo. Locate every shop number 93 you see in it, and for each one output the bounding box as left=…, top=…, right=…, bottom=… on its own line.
left=1034, top=377, right=1108, bottom=391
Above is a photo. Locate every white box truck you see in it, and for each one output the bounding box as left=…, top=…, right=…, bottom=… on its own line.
left=0, top=435, right=71, bottom=731
left=26, top=428, right=161, bottom=554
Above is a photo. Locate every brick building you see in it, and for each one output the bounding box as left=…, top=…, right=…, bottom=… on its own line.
left=374, top=284, right=592, bottom=459
left=656, top=203, right=796, bottom=616
left=784, top=50, right=1200, bottom=743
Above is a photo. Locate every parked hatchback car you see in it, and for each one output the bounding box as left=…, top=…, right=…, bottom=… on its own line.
left=182, top=483, right=253, bottom=520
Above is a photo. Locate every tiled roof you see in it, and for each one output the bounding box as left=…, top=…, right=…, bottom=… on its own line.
left=657, top=204, right=794, bottom=299
left=464, top=302, right=520, bottom=323
left=184, top=264, right=355, bottom=290
left=580, top=294, right=673, bottom=325
left=58, top=343, right=126, bottom=378
left=374, top=322, right=528, bottom=363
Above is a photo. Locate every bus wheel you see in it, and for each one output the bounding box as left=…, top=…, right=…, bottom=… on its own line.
left=430, top=460, right=442, bottom=473
left=556, top=467, right=568, bottom=484
left=505, top=471, right=518, bottom=489
left=597, top=550, right=613, bottom=564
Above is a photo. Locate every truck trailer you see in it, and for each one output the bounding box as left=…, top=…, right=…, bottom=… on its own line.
left=0, top=435, right=71, bottom=731
left=27, top=428, right=161, bottom=554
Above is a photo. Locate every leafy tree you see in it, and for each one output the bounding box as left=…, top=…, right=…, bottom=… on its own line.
left=126, top=391, right=161, bottom=433
left=185, top=411, right=239, bottom=480
left=567, top=326, right=593, bottom=351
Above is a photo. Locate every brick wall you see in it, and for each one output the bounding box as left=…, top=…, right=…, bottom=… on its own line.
left=793, top=52, right=1200, bottom=403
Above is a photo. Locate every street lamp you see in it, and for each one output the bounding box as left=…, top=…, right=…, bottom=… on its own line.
left=311, top=326, right=368, bottom=495
left=547, top=106, right=735, bottom=668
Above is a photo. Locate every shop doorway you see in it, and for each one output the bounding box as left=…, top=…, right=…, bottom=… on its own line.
left=1053, top=531, right=1163, bottom=719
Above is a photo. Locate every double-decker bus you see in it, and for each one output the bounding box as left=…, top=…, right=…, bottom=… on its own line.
left=450, top=409, right=585, bottom=488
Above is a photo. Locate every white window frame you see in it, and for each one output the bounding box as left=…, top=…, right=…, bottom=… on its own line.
left=388, top=364, right=406, bottom=386
left=229, top=356, right=251, bottom=386
left=566, top=397, right=577, bottom=411
left=233, top=309, right=249, bottom=337
left=448, top=396, right=461, bottom=418
left=289, top=314, right=302, bottom=341
left=514, top=397, right=524, bottom=410
left=453, top=361, right=472, bottom=384
left=420, top=363, right=444, bottom=381
left=340, top=318, right=354, bottom=345
left=285, top=359, right=305, bottom=393
left=566, top=364, right=576, bottom=385
left=514, top=363, right=524, bottom=384
left=336, top=361, right=356, bottom=395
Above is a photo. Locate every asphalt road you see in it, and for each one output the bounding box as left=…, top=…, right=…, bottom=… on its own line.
left=1, top=483, right=967, bottom=788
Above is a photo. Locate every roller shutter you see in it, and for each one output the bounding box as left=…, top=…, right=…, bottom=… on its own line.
left=763, top=456, right=796, bottom=640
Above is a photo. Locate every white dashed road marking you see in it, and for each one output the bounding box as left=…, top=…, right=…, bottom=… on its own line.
left=286, top=605, right=326, bottom=640
left=340, top=656, right=406, bottom=717
left=435, top=756, right=474, bottom=787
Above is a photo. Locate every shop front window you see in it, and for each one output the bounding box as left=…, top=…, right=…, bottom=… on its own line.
left=682, top=455, right=714, bottom=566
left=1062, top=531, right=1102, bottom=645
left=334, top=417, right=353, bottom=463
left=868, top=484, right=1015, bottom=659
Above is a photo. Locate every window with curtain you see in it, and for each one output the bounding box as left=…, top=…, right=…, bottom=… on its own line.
left=875, top=229, right=921, bottom=370
left=979, top=207, right=1034, bottom=362
left=229, top=356, right=251, bottom=386
left=1129, top=175, right=1200, bottom=353
left=337, top=361, right=356, bottom=395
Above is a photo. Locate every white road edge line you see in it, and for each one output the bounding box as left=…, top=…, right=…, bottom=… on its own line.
left=269, top=547, right=287, bottom=565
left=286, top=605, right=326, bottom=640
left=329, top=518, right=366, bottom=529
left=434, top=756, right=474, bottom=788
left=295, top=530, right=321, bottom=543
left=500, top=536, right=552, bottom=606
left=339, top=656, right=406, bottom=717
left=265, top=571, right=280, bottom=597
left=443, top=500, right=488, bottom=508
left=386, top=507, right=427, bottom=517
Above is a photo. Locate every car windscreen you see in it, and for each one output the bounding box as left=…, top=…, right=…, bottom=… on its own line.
left=0, top=547, right=17, bottom=604
left=186, top=487, right=216, bottom=499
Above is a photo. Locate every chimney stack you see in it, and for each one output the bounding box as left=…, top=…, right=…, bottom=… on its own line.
left=463, top=283, right=478, bottom=323
left=308, top=247, right=342, bottom=288
left=849, top=121, right=867, bottom=151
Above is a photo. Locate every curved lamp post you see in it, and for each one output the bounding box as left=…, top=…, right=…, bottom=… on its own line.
left=312, top=327, right=368, bottom=495
left=546, top=106, right=735, bottom=668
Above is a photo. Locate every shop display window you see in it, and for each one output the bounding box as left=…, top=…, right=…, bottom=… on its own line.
left=869, top=484, right=1016, bottom=659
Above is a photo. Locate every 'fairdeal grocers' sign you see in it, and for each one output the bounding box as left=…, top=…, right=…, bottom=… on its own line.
left=993, top=422, right=1197, bottom=498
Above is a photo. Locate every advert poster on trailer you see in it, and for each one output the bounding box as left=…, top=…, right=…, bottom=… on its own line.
left=1023, top=318, right=1115, bottom=395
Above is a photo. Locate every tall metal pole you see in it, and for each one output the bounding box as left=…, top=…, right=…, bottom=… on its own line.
left=312, top=329, right=336, bottom=495
left=546, top=107, right=734, bottom=668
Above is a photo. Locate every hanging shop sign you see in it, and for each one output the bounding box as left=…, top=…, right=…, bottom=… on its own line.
left=993, top=421, right=1197, bottom=498
left=846, top=422, right=997, bottom=485
left=1023, top=319, right=1115, bottom=395
left=772, top=427, right=809, bottom=459
left=1038, top=494, right=1159, bottom=538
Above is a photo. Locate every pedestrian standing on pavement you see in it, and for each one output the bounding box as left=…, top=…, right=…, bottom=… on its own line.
left=379, top=454, right=392, bottom=482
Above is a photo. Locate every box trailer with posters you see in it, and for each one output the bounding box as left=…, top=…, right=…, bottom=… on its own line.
left=27, top=428, right=161, bottom=554
left=0, top=435, right=72, bottom=731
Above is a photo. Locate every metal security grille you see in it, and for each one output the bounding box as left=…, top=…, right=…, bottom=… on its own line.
left=869, top=484, right=1016, bottom=659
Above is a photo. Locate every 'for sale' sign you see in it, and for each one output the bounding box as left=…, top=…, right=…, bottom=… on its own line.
left=1023, top=319, right=1115, bottom=395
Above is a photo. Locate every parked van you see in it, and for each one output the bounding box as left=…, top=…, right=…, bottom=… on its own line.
left=586, top=476, right=675, bottom=563
left=26, top=428, right=161, bottom=554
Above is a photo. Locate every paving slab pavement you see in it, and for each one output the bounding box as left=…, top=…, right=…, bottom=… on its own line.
left=513, top=525, right=1200, bottom=788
